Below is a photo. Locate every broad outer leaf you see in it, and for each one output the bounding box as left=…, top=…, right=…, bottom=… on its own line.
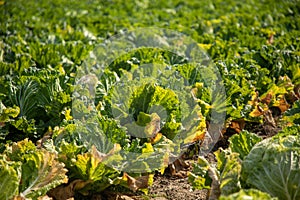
left=242, top=131, right=300, bottom=200
left=0, top=158, right=21, bottom=200
left=20, top=149, right=68, bottom=199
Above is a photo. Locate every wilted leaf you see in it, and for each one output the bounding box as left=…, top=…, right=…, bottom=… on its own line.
left=273, top=95, right=289, bottom=113
left=150, top=132, right=163, bottom=144
left=261, top=93, right=272, bottom=105
left=123, top=173, right=151, bottom=192
left=48, top=179, right=90, bottom=200
left=145, top=113, right=161, bottom=139
left=184, top=113, right=206, bottom=144
left=249, top=105, right=265, bottom=117
left=169, top=157, right=190, bottom=177
left=228, top=119, right=245, bottom=133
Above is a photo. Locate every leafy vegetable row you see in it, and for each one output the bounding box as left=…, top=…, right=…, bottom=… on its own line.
left=0, top=0, right=299, bottom=199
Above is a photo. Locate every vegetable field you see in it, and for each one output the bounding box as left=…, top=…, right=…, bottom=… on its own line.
left=0, top=0, right=300, bottom=199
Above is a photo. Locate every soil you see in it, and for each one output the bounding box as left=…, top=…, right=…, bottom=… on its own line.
left=147, top=174, right=208, bottom=200
left=96, top=153, right=216, bottom=200
left=98, top=171, right=208, bottom=200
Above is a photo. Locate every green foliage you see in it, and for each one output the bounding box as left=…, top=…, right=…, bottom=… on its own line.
left=0, top=139, right=68, bottom=199
left=215, top=150, right=241, bottom=195
left=284, top=100, right=300, bottom=125
left=0, top=102, right=20, bottom=122
left=0, top=157, right=21, bottom=200
left=219, top=189, right=277, bottom=200
left=188, top=157, right=212, bottom=189
left=69, top=146, right=122, bottom=192
left=190, top=127, right=300, bottom=199
left=0, top=0, right=299, bottom=198
left=0, top=0, right=298, bottom=128
left=9, top=80, right=39, bottom=118
left=229, top=131, right=262, bottom=160
left=129, top=83, right=181, bottom=139
left=242, top=126, right=300, bottom=200
left=189, top=149, right=242, bottom=196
